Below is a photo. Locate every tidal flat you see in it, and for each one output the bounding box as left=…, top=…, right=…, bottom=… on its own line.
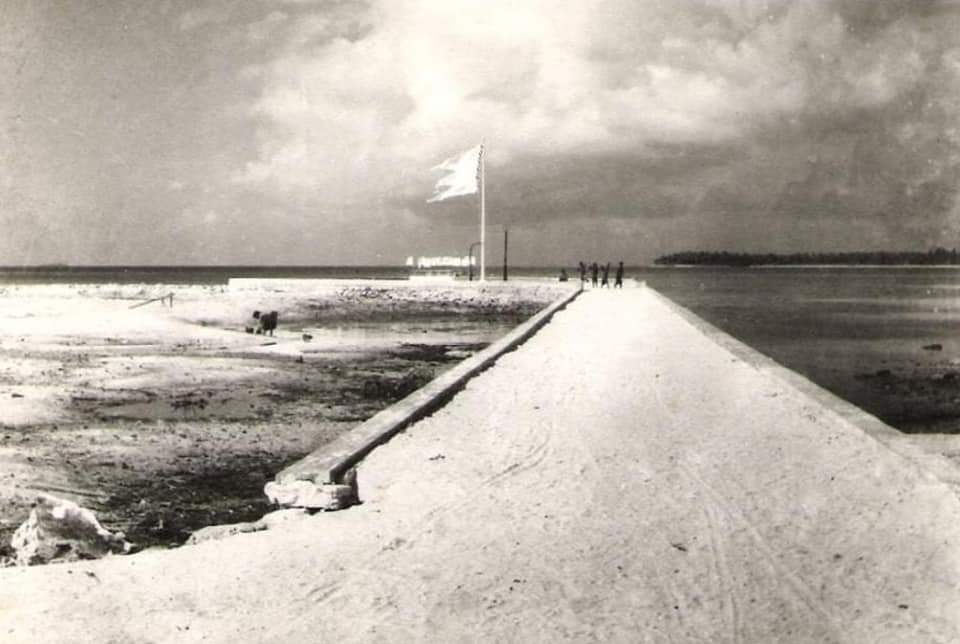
left=0, top=281, right=567, bottom=555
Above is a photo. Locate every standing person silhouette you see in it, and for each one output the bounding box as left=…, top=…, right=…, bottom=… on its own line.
left=590, top=262, right=599, bottom=287
left=615, top=261, right=624, bottom=288
left=601, top=262, right=610, bottom=287
left=578, top=261, right=587, bottom=285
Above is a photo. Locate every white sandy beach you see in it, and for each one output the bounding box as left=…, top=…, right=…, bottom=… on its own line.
left=2, top=286, right=960, bottom=642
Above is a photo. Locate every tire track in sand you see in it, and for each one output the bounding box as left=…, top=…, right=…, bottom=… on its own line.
left=290, top=416, right=556, bottom=625
left=678, top=462, right=840, bottom=639
left=480, top=426, right=553, bottom=488
left=699, top=502, right=744, bottom=644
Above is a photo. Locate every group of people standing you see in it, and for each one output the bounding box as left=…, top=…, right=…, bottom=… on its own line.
left=578, top=261, right=624, bottom=288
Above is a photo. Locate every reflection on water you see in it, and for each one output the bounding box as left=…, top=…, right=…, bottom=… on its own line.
left=288, top=319, right=519, bottom=351
left=640, top=267, right=960, bottom=433
left=99, top=397, right=270, bottom=422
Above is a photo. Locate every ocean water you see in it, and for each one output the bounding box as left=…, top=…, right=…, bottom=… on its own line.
left=0, top=265, right=568, bottom=285
left=0, top=265, right=411, bottom=285
left=640, top=266, right=960, bottom=433
left=5, top=264, right=959, bottom=432
left=0, top=265, right=576, bottom=284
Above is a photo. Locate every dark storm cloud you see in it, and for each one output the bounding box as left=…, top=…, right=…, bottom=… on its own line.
left=4, top=0, right=960, bottom=264
left=406, top=143, right=747, bottom=229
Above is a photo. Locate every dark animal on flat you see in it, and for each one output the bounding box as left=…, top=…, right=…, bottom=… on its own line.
left=252, top=310, right=279, bottom=336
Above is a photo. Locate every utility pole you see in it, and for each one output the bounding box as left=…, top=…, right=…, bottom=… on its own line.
left=503, top=227, right=508, bottom=281
left=479, top=144, right=486, bottom=281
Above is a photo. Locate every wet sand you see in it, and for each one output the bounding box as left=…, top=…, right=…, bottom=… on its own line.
left=0, top=281, right=566, bottom=556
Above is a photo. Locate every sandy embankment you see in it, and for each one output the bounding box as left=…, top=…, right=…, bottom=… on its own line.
left=2, top=287, right=960, bottom=642
left=0, top=281, right=568, bottom=555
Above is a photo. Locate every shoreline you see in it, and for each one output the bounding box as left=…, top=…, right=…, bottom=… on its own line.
left=3, top=287, right=960, bottom=641
left=0, top=280, right=570, bottom=561
left=655, top=263, right=960, bottom=269
left=6, top=273, right=960, bottom=562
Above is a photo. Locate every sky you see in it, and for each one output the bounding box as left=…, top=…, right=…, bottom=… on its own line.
left=2, top=0, right=960, bottom=266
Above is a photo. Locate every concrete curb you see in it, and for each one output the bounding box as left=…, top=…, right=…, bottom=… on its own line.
left=646, top=285, right=960, bottom=487
left=269, top=286, right=582, bottom=501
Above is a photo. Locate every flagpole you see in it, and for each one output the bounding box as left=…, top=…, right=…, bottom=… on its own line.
left=480, top=143, right=486, bottom=282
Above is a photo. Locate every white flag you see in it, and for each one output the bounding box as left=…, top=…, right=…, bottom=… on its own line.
left=427, top=144, right=483, bottom=203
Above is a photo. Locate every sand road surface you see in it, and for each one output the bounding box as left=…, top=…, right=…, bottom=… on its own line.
left=3, top=287, right=960, bottom=643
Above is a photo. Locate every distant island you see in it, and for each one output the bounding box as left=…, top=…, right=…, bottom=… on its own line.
left=655, top=249, right=960, bottom=267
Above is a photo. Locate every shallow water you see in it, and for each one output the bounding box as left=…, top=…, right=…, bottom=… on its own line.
left=641, top=267, right=960, bottom=433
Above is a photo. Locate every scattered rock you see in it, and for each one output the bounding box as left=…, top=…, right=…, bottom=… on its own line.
left=257, top=508, right=311, bottom=529
left=923, top=343, right=943, bottom=351
left=185, top=508, right=311, bottom=545
left=186, top=521, right=265, bottom=545
left=361, top=371, right=428, bottom=400
left=855, top=368, right=896, bottom=381
left=11, top=494, right=131, bottom=565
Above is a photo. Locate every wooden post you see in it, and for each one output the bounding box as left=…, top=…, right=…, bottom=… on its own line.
left=503, top=228, right=508, bottom=281
left=468, top=241, right=481, bottom=281
left=129, top=292, right=175, bottom=310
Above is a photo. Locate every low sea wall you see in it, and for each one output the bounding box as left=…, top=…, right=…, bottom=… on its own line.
left=649, top=288, right=960, bottom=489
left=265, top=285, right=582, bottom=508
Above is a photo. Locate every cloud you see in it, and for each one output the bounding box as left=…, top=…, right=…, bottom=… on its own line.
left=178, top=5, right=233, bottom=32
left=239, top=0, right=773, bottom=190
left=234, top=0, right=960, bottom=250
left=9, top=0, right=960, bottom=265
left=247, top=11, right=289, bottom=41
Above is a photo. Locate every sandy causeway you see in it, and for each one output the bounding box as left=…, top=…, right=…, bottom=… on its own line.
left=2, top=286, right=960, bottom=642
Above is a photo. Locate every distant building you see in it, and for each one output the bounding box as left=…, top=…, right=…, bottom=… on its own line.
left=405, top=255, right=475, bottom=281
left=405, top=255, right=475, bottom=269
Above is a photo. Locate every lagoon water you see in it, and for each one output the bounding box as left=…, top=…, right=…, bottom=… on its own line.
left=0, top=265, right=412, bottom=285
left=643, top=266, right=960, bottom=433
left=4, top=264, right=959, bottom=433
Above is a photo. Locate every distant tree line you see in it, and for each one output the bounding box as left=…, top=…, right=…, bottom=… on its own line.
left=654, top=248, right=960, bottom=267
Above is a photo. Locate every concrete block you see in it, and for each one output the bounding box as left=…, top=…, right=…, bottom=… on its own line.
left=265, top=469, right=358, bottom=510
